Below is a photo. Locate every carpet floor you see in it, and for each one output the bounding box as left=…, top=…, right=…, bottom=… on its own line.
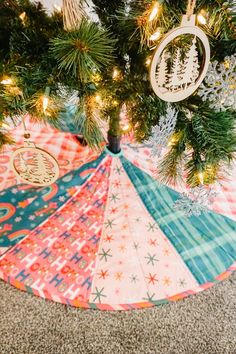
left=0, top=274, right=235, bottom=354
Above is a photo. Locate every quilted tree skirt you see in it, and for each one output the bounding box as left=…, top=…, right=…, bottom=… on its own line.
left=0, top=122, right=236, bottom=310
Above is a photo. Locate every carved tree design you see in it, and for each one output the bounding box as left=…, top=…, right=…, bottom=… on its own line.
left=36, top=153, right=54, bottom=183
left=18, top=154, right=28, bottom=173
left=156, top=50, right=168, bottom=87
left=167, top=48, right=183, bottom=91
left=180, top=36, right=199, bottom=88
left=26, top=152, right=54, bottom=184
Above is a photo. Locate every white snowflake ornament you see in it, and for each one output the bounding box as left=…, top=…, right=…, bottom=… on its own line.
left=145, top=104, right=178, bottom=158
left=198, top=54, right=236, bottom=111
left=174, top=186, right=217, bottom=217
left=57, top=84, right=79, bottom=106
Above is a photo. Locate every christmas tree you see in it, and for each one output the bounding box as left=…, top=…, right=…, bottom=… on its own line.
left=156, top=50, right=168, bottom=87
left=0, top=0, right=236, bottom=187
left=180, top=36, right=200, bottom=88
left=167, top=48, right=183, bottom=91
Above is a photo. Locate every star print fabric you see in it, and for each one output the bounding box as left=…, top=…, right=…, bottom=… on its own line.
left=90, top=158, right=198, bottom=305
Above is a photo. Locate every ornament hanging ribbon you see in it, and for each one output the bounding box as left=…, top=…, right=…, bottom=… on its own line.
left=186, top=0, right=196, bottom=18
left=62, top=0, right=85, bottom=31
left=21, top=115, right=31, bottom=140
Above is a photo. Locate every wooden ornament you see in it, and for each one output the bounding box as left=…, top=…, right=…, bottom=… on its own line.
left=10, top=141, right=60, bottom=186
left=150, top=15, right=210, bottom=102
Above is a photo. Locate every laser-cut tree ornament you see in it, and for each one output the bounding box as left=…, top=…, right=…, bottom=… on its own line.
left=10, top=118, right=59, bottom=187
left=150, top=0, right=210, bottom=102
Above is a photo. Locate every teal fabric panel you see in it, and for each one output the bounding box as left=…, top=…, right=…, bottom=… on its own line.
left=121, top=156, right=236, bottom=284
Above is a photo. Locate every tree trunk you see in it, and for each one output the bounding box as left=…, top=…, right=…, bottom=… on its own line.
left=107, top=132, right=121, bottom=154
left=107, top=105, right=122, bottom=154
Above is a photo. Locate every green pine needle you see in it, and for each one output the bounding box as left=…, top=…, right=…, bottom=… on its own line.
left=50, top=19, right=116, bottom=82
left=73, top=95, right=105, bottom=149
left=0, top=132, right=14, bottom=149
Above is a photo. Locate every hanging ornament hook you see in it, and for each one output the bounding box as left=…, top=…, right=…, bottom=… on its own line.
left=62, top=0, right=85, bottom=31
left=186, top=0, right=197, bottom=19
left=21, top=115, right=31, bottom=140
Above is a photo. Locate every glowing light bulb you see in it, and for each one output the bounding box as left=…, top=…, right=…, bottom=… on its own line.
left=168, top=137, right=178, bottom=146
left=113, top=100, right=118, bottom=106
left=150, top=29, right=161, bottom=41
left=112, top=68, right=120, bottom=80
left=197, top=13, right=207, bottom=25
left=95, top=94, right=101, bottom=103
left=146, top=57, right=151, bottom=66
left=122, top=124, right=130, bottom=131
left=1, top=78, right=13, bottom=85
left=42, top=96, right=49, bottom=113
left=148, top=2, right=159, bottom=22
left=19, top=12, right=26, bottom=22
left=198, top=172, right=204, bottom=184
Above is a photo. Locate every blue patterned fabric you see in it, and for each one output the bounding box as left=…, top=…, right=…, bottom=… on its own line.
left=121, top=156, right=236, bottom=284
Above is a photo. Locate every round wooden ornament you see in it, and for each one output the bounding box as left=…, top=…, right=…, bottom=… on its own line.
left=10, top=141, right=59, bottom=186
left=150, top=15, right=210, bottom=102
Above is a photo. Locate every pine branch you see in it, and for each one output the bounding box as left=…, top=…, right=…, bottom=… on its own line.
left=73, top=95, right=104, bottom=149
left=50, top=19, right=116, bottom=82
left=185, top=109, right=236, bottom=185
left=158, top=130, right=186, bottom=186
left=0, top=132, right=15, bottom=149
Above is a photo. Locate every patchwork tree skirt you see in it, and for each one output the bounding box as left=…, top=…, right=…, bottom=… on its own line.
left=0, top=146, right=235, bottom=310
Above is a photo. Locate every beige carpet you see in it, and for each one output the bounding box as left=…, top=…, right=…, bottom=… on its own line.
left=0, top=273, right=235, bottom=354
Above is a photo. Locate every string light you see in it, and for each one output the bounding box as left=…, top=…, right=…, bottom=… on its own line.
left=95, top=94, right=104, bottom=107
left=1, top=78, right=13, bottom=85
left=113, top=100, right=119, bottom=106
left=148, top=2, right=160, bottom=22
left=150, top=29, right=161, bottom=41
left=95, top=94, right=101, bottom=103
left=122, top=124, right=130, bottom=132
left=197, top=11, right=207, bottom=25
left=198, top=172, right=204, bottom=185
left=42, top=96, right=49, bottom=114
left=19, top=12, right=26, bottom=23
left=168, top=137, right=178, bottom=146
left=112, top=68, right=120, bottom=80
left=145, top=57, right=152, bottom=66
